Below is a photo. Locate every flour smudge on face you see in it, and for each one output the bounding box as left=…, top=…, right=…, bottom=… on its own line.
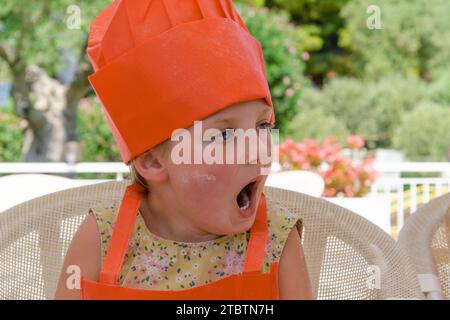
left=194, top=172, right=217, bottom=181
left=180, top=170, right=217, bottom=185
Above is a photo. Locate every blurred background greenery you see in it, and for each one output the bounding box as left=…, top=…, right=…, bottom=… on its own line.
left=0, top=0, right=449, bottom=164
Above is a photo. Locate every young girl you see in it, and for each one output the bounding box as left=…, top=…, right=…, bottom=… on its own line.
left=55, top=0, right=313, bottom=300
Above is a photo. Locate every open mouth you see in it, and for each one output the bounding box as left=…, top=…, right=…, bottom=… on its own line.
left=236, top=179, right=259, bottom=214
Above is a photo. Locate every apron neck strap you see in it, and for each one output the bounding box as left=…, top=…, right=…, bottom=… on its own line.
left=100, top=182, right=145, bottom=284
left=242, top=192, right=268, bottom=274
left=100, top=183, right=268, bottom=285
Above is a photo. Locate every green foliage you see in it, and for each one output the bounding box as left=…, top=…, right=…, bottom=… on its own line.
left=286, top=98, right=349, bottom=145
left=295, top=24, right=323, bottom=53
left=427, top=68, right=450, bottom=106
left=365, top=76, right=428, bottom=148
left=341, top=0, right=450, bottom=80
left=77, top=99, right=121, bottom=162
left=0, top=60, right=10, bottom=80
left=1, top=0, right=448, bottom=163
left=271, top=0, right=350, bottom=42
left=393, top=102, right=450, bottom=161
left=271, top=0, right=350, bottom=24
left=269, top=0, right=352, bottom=81
left=0, top=1, right=106, bottom=76
left=0, top=112, right=24, bottom=161
left=235, top=0, right=266, bottom=8
left=236, top=3, right=309, bottom=136
left=303, top=78, right=373, bottom=143
left=301, top=76, right=428, bottom=149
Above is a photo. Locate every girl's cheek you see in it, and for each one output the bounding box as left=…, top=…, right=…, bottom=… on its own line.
left=173, top=164, right=237, bottom=199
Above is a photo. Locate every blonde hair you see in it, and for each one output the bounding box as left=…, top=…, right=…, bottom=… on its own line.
left=129, top=158, right=149, bottom=189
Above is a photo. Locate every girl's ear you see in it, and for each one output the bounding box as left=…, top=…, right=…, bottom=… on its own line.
left=134, top=150, right=168, bottom=184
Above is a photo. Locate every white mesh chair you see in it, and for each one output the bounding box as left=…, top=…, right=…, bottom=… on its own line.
left=398, top=193, right=450, bottom=300
left=0, top=180, right=424, bottom=300
left=265, top=170, right=325, bottom=197
left=0, top=173, right=108, bottom=212
left=265, top=187, right=423, bottom=300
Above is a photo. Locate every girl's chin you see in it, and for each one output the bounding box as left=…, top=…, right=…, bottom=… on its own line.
left=209, top=217, right=254, bottom=236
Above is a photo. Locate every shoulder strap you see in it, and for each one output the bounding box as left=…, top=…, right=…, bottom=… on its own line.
left=242, top=192, right=268, bottom=273
left=99, top=182, right=145, bottom=284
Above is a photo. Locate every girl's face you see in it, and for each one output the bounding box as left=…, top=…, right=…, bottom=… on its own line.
left=160, top=99, right=274, bottom=236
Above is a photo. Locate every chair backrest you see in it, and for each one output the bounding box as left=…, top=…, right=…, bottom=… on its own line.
left=0, top=173, right=109, bottom=212
left=398, top=193, right=450, bottom=300
left=0, top=180, right=128, bottom=299
left=0, top=180, right=424, bottom=299
left=265, top=170, right=325, bottom=197
left=264, top=187, right=424, bottom=300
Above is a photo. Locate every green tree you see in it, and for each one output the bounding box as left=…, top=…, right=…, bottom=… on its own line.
left=268, top=0, right=352, bottom=84
left=77, top=98, right=120, bottom=162
left=301, top=76, right=428, bottom=149
left=366, top=76, right=428, bottom=148
left=341, top=0, right=450, bottom=80
left=235, top=0, right=266, bottom=8
left=0, top=1, right=105, bottom=161
left=0, top=111, right=25, bottom=162
left=393, top=102, right=450, bottom=161
left=236, top=3, right=309, bottom=136
left=427, top=67, right=450, bottom=106
left=286, top=106, right=349, bottom=144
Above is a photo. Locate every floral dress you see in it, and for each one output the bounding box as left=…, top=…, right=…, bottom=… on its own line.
left=89, top=195, right=302, bottom=290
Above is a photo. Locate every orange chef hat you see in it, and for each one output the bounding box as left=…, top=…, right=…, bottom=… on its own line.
left=86, top=0, right=274, bottom=165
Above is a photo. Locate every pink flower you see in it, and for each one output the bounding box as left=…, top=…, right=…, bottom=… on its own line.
left=283, top=76, right=291, bottom=85
left=324, top=188, right=337, bottom=197
left=292, top=154, right=305, bottom=164
left=347, top=135, right=365, bottom=149
left=285, top=88, right=295, bottom=97
left=300, top=162, right=311, bottom=170
left=278, top=135, right=377, bottom=197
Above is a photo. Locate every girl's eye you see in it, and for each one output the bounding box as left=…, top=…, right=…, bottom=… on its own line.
left=213, top=128, right=234, bottom=142
left=258, top=122, right=275, bottom=131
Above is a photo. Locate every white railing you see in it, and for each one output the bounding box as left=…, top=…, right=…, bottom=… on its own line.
left=369, top=162, right=450, bottom=232
left=372, top=162, right=450, bottom=174
left=370, top=177, right=450, bottom=230
left=0, top=161, right=449, bottom=232
left=0, top=162, right=129, bottom=180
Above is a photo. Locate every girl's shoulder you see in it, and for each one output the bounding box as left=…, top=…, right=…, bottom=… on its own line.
left=266, top=194, right=303, bottom=235
left=88, top=201, right=121, bottom=258
left=263, top=194, right=303, bottom=269
left=89, top=201, right=120, bottom=222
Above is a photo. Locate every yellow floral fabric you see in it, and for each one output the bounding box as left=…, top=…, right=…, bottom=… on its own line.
left=89, top=195, right=302, bottom=290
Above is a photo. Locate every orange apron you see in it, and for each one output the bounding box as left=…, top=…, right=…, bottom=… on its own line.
left=80, top=182, right=279, bottom=300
